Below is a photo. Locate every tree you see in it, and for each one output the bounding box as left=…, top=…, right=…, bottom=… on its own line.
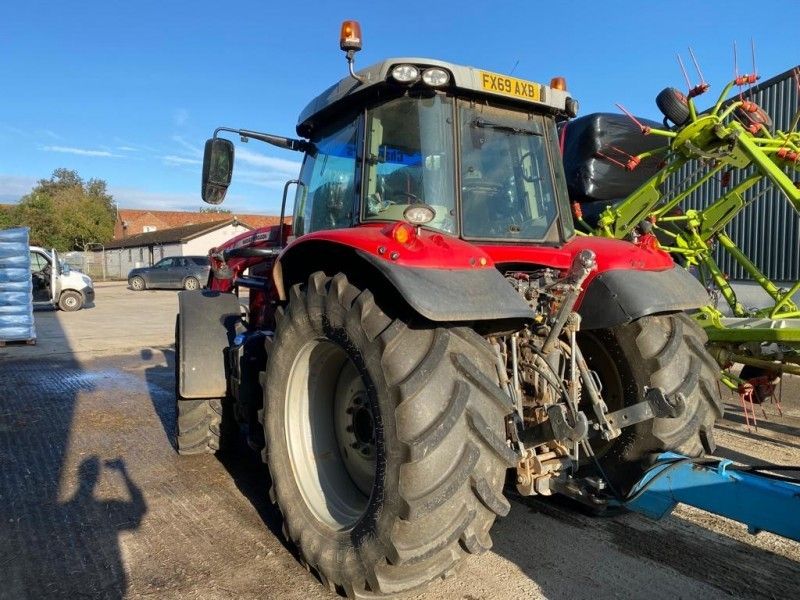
left=13, top=169, right=116, bottom=250
left=0, top=205, right=13, bottom=229
left=199, top=206, right=231, bottom=214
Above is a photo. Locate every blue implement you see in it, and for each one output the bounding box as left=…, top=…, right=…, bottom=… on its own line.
left=624, top=452, right=800, bottom=542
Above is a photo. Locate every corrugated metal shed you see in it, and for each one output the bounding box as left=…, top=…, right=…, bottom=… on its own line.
left=663, top=66, right=800, bottom=281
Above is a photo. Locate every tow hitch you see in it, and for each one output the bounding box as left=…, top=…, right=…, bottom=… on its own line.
left=517, top=387, right=685, bottom=448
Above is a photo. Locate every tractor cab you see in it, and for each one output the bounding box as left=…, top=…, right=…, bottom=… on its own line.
left=291, top=56, right=579, bottom=246
left=202, top=25, right=579, bottom=249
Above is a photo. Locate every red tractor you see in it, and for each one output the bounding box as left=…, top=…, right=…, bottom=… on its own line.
left=175, top=22, right=722, bottom=598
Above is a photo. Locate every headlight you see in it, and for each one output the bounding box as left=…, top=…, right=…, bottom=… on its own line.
left=421, top=68, right=450, bottom=87
left=390, top=64, right=419, bottom=83
left=403, top=204, right=436, bottom=225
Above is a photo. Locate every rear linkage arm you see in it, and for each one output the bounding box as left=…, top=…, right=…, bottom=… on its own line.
left=508, top=250, right=688, bottom=497
left=518, top=387, right=686, bottom=449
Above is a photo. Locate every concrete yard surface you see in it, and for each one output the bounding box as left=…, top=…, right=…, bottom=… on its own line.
left=1, top=282, right=178, bottom=359
left=0, top=283, right=798, bottom=599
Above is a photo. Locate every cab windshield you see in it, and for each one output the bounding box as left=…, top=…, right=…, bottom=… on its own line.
left=459, top=103, right=559, bottom=240
left=360, top=95, right=564, bottom=241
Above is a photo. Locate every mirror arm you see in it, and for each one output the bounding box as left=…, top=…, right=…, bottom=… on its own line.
left=213, top=127, right=310, bottom=153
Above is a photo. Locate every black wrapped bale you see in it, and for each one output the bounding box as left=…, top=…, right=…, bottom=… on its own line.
left=560, top=112, right=667, bottom=204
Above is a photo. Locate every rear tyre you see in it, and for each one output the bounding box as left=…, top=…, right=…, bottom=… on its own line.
left=58, top=290, right=83, bottom=311
left=656, top=87, right=690, bottom=126
left=183, top=276, right=200, bottom=291
left=174, top=316, right=235, bottom=455
left=130, top=276, right=146, bottom=291
left=262, top=272, right=517, bottom=598
left=578, top=313, right=723, bottom=495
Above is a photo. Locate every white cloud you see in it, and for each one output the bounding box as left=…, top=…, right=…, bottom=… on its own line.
left=162, top=155, right=202, bottom=166
left=0, top=124, right=27, bottom=137
left=235, top=168, right=296, bottom=189
left=110, top=186, right=278, bottom=214
left=236, top=147, right=301, bottom=174
left=0, top=174, right=38, bottom=202
left=174, top=108, right=189, bottom=127
left=42, top=145, right=119, bottom=158
left=171, top=135, right=202, bottom=157
left=39, top=129, right=63, bottom=141
left=111, top=186, right=202, bottom=211
left=117, top=146, right=139, bottom=152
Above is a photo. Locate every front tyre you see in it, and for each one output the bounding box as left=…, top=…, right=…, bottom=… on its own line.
left=579, top=313, right=723, bottom=495
left=58, top=290, right=83, bottom=311
left=173, top=316, right=235, bottom=455
left=262, top=272, right=517, bottom=598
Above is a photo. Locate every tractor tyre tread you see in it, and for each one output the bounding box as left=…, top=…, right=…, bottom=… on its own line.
left=175, top=398, right=222, bottom=455
left=581, top=313, right=723, bottom=495
left=174, top=315, right=235, bottom=455
left=261, top=271, right=516, bottom=598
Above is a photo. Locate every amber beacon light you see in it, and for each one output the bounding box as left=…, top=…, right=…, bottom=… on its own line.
left=340, top=20, right=362, bottom=52
left=550, top=76, right=567, bottom=91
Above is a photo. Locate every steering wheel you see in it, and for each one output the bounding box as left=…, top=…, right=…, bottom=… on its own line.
left=462, top=180, right=503, bottom=196
left=387, top=191, right=422, bottom=205
left=519, top=152, right=541, bottom=183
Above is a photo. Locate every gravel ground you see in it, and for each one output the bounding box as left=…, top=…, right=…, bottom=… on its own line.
left=0, top=283, right=797, bottom=599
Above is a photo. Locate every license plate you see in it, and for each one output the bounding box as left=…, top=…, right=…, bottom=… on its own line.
left=479, top=71, right=541, bottom=102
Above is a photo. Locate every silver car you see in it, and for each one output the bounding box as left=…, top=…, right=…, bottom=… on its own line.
left=128, top=256, right=210, bottom=291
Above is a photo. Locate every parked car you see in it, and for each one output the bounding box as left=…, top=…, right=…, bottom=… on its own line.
left=127, top=256, right=210, bottom=291
left=30, top=246, right=95, bottom=311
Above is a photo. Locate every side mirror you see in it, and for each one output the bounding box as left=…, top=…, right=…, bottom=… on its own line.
left=201, top=138, right=235, bottom=205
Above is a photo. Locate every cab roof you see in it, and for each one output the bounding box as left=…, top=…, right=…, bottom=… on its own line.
left=297, top=57, right=572, bottom=137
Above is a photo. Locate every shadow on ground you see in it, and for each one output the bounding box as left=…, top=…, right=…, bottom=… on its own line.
left=489, top=490, right=800, bottom=600
left=143, top=347, right=291, bottom=554
left=0, top=318, right=146, bottom=599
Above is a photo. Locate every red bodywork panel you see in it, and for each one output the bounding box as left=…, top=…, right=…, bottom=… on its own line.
left=285, top=223, right=496, bottom=269
left=479, top=236, right=673, bottom=273
left=209, top=222, right=673, bottom=326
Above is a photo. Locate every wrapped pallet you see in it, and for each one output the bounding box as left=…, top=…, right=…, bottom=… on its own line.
left=0, top=227, right=36, bottom=344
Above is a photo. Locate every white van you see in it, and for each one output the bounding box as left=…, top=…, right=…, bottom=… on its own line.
left=29, top=246, right=95, bottom=311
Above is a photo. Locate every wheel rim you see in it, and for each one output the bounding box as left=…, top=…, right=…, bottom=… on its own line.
left=185, top=278, right=198, bottom=290
left=285, top=339, right=376, bottom=530
left=578, top=333, right=625, bottom=458
left=132, top=278, right=143, bottom=290
left=64, top=295, right=77, bottom=308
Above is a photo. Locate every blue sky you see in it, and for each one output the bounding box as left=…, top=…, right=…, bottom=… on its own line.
left=1, top=1, right=798, bottom=215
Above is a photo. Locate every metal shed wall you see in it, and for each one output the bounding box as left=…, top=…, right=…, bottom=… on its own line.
left=663, top=66, right=800, bottom=281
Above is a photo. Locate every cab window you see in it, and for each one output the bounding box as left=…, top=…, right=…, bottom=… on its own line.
left=362, top=94, right=456, bottom=234
left=459, top=101, right=560, bottom=242
left=293, top=114, right=360, bottom=237
left=29, top=252, right=49, bottom=272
